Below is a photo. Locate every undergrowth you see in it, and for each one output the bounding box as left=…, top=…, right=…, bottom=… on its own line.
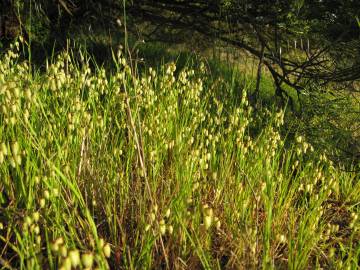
left=0, top=39, right=359, bottom=269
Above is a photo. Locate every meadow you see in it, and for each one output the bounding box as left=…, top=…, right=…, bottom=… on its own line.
left=0, top=39, right=360, bottom=269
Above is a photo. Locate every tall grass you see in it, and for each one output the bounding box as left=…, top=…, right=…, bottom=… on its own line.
left=0, top=39, right=359, bottom=269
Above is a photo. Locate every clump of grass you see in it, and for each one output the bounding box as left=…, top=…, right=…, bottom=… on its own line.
left=0, top=38, right=359, bottom=269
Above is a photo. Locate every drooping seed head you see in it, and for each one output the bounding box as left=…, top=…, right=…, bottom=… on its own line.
left=81, top=252, right=94, bottom=268
left=204, top=215, right=212, bottom=230
left=68, top=250, right=80, bottom=267
left=103, top=243, right=111, bottom=258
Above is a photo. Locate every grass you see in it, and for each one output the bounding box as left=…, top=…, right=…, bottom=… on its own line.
left=0, top=39, right=360, bottom=269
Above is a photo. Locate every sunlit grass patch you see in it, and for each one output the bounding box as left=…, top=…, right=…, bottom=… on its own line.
left=0, top=39, right=359, bottom=269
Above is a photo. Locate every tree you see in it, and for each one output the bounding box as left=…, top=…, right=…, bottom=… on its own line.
left=2, top=0, right=360, bottom=106
left=0, top=0, right=24, bottom=42
left=126, top=0, right=360, bottom=105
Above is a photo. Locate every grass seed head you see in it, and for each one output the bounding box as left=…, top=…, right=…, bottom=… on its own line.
left=0, top=143, right=7, bottom=156
left=39, top=198, right=46, bottom=208
left=81, top=252, right=94, bottom=268
left=99, top=238, right=105, bottom=248
left=278, top=234, right=286, bottom=243
left=51, top=243, right=60, bottom=253
left=60, top=257, right=72, bottom=270
left=36, top=236, right=41, bottom=245
left=150, top=213, right=156, bottom=223
left=214, top=217, right=221, bottom=230
left=60, top=245, right=68, bottom=257
left=69, top=250, right=80, bottom=267
left=159, top=219, right=166, bottom=235
left=44, top=190, right=50, bottom=200
left=204, top=215, right=212, bottom=230
left=103, top=243, right=111, bottom=258
left=165, top=208, right=171, bottom=218
left=24, top=216, right=32, bottom=226
left=33, top=225, right=40, bottom=235
left=11, top=141, right=19, bottom=156
left=15, top=155, right=21, bottom=166
left=53, top=188, right=59, bottom=197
